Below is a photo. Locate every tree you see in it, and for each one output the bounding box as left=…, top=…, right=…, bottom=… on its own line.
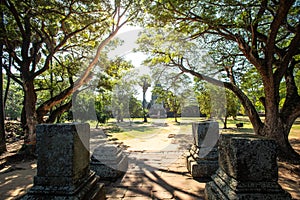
left=0, top=2, right=6, bottom=152
left=224, top=90, right=240, bottom=127
left=95, top=91, right=111, bottom=128
left=0, top=33, right=6, bottom=153
left=138, top=75, right=151, bottom=122
left=3, top=79, right=23, bottom=120
left=128, top=95, right=143, bottom=122
left=1, top=0, right=141, bottom=152
left=94, top=56, right=134, bottom=127
left=153, top=87, right=180, bottom=122
left=139, top=0, right=300, bottom=162
left=111, top=70, right=137, bottom=123
left=194, top=79, right=240, bottom=128
left=151, top=69, right=193, bottom=122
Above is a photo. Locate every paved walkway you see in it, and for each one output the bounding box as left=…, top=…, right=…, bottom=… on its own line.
left=91, top=126, right=206, bottom=199
left=101, top=150, right=206, bottom=200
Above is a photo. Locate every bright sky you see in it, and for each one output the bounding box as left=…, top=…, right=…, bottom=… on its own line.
left=108, top=26, right=152, bottom=101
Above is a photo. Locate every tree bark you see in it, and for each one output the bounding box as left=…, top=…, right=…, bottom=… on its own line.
left=0, top=41, right=6, bottom=154
left=142, top=91, right=147, bottom=122
left=174, top=112, right=178, bottom=123
left=3, top=55, right=11, bottom=108
left=46, top=100, right=72, bottom=123
left=261, top=118, right=300, bottom=164
left=223, top=116, right=228, bottom=129
left=22, top=79, right=37, bottom=154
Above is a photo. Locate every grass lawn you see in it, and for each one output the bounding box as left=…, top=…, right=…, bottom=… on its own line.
left=94, top=116, right=300, bottom=140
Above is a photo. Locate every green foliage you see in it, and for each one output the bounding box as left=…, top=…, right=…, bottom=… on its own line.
left=138, top=1, right=300, bottom=131
left=225, top=89, right=240, bottom=119
left=239, top=67, right=264, bottom=112
left=1, top=0, right=142, bottom=128
left=95, top=91, right=112, bottom=124
left=72, top=91, right=97, bottom=122
left=111, top=70, right=139, bottom=122
left=194, top=80, right=219, bottom=118
left=138, top=74, right=151, bottom=121
left=151, top=72, right=194, bottom=121
left=3, top=79, right=23, bottom=120
left=194, top=79, right=240, bottom=127
left=129, top=95, right=143, bottom=119
left=96, top=56, right=134, bottom=92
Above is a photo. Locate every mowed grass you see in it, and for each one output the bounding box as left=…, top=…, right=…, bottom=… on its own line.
left=95, top=116, right=300, bottom=140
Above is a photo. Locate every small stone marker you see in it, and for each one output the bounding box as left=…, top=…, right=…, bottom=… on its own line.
left=205, top=134, right=291, bottom=199
left=186, top=121, right=219, bottom=181
left=20, top=123, right=105, bottom=200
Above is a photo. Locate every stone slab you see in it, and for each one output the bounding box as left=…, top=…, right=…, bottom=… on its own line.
left=218, top=134, right=278, bottom=182
left=187, top=159, right=218, bottom=181
left=192, top=121, right=219, bottom=148
left=90, top=144, right=128, bottom=180
left=189, top=144, right=218, bottom=160
left=35, top=123, right=90, bottom=188
left=21, top=171, right=106, bottom=200
left=205, top=174, right=291, bottom=200
left=205, top=134, right=292, bottom=200
left=20, top=123, right=106, bottom=200
left=187, top=121, right=219, bottom=179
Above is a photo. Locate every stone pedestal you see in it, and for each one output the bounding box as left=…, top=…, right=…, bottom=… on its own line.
left=205, top=134, right=291, bottom=200
left=186, top=121, right=219, bottom=181
left=21, top=123, right=105, bottom=200
left=90, top=144, right=128, bottom=180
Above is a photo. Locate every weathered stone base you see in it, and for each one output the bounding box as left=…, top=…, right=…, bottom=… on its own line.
left=90, top=144, right=128, bottom=180
left=187, top=159, right=218, bottom=181
left=186, top=144, right=218, bottom=181
left=205, top=169, right=291, bottom=200
left=205, top=134, right=291, bottom=200
left=20, top=171, right=106, bottom=200
left=19, top=124, right=106, bottom=200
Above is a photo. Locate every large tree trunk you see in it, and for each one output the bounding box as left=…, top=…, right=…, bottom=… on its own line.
left=0, top=43, right=6, bottom=154
left=260, top=117, right=300, bottom=164
left=22, top=79, right=37, bottom=154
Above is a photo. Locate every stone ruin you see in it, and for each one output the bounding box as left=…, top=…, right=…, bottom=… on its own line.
left=186, top=121, right=219, bottom=181
left=90, top=143, right=128, bottom=181
left=20, top=123, right=105, bottom=200
left=205, top=133, right=291, bottom=199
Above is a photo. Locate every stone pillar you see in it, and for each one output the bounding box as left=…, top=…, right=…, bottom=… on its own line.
left=205, top=134, right=291, bottom=200
left=21, top=123, right=105, bottom=200
left=186, top=121, right=219, bottom=181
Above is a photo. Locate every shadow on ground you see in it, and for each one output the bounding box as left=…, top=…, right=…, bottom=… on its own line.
left=102, top=154, right=206, bottom=200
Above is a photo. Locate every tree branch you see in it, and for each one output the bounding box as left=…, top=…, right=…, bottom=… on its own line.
left=265, top=0, right=294, bottom=67
left=167, top=54, right=264, bottom=134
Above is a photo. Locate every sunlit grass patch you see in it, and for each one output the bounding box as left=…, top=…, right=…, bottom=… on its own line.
left=92, top=116, right=300, bottom=140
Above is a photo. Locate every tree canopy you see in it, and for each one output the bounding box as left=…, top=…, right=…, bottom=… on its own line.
left=0, top=0, right=142, bottom=151
left=138, top=0, right=300, bottom=162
